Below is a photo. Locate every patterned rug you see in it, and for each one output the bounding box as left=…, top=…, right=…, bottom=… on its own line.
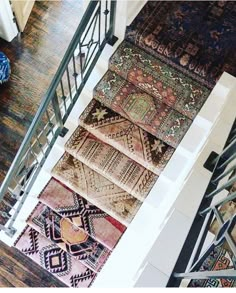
left=79, top=99, right=175, bottom=175
left=52, top=152, right=142, bottom=226
left=15, top=225, right=96, bottom=288
left=27, top=202, right=110, bottom=273
left=109, top=41, right=210, bottom=120
left=65, top=126, right=158, bottom=201
left=188, top=246, right=236, bottom=287
left=38, top=178, right=126, bottom=251
left=94, top=70, right=192, bottom=148
left=125, top=1, right=236, bottom=89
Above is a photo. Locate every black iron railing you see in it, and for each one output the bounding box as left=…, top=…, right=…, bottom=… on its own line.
left=167, top=118, right=236, bottom=287
left=0, top=0, right=117, bottom=236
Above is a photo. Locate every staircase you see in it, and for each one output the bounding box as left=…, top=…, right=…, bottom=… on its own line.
left=2, top=0, right=236, bottom=288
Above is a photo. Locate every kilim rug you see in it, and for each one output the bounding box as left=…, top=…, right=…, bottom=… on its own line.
left=15, top=225, right=96, bottom=288
left=109, top=41, right=210, bottom=120
left=79, top=99, right=175, bottom=175
left=27, top=202, right=110, bottom=272
left=94, top=70, right=192, bottom=148
left=38, top=178, right=126, bottom=251
left=188, top=246, right=236, bottom=287
left=51, top=152, right=142, bottom=226
left=65, top=126, right=158, bottom=201
left=125, top=1, right=236, bottom=89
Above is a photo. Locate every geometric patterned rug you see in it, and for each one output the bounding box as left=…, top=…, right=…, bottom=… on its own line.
left=38, top=178, right=126, bottom=251
left=27, top=202, right=111, bottom=273
left=79, top=98, right=175, bottom=173
left=94, top=70, right=192, bottom=149
left=65, top=126, right=158, bottom=201
left=188, top=246, right=236, bottom=288
left=14, top=225, right=96, bottom=288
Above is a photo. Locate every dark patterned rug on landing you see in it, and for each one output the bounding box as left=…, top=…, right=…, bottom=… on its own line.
left=65, top=126, right=158, bottom=201
left=125, top=1, right=236, bottom=89
left=188, top=246, right=236, bottom=287
left=109, top=41, right=210, bottom=120
left=79, top=99, right=175, bottom=175
left=52, top=152, right=142, bottom=226
left=38, top=178, right=126, bottom=251
left=14, top=225, right=96, bottom=288
left=94, top=70, right=192, bottom=148
left=27, top=203, right=110, bottom=273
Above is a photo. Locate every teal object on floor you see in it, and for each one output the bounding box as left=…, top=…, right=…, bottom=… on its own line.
left=0, top=52, right=10, bottom=84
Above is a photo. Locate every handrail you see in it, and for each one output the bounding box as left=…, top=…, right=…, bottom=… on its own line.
left=0, top=0, right=117, bottom=236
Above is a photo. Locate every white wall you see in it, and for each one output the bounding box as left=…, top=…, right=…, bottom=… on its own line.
left=0, top=0, right=18, bottom=42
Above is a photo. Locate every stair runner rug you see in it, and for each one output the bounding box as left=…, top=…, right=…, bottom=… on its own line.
left=125, top=1, right=236, bottom=89
left=38, top=178, right=126, bottom=250
left=188, top=245, right=236, bottom=288
left=79, top=99, right=175, bottom=175
left=65, top=126, right=158, bottom=201
left=15, top=225, right=96, bottom=288
left=109, top=41, right=210, bottom=120
left=94, top=70, right=192, bottom=148
left=27, top=202, right=110, bottom=273
left=52, top=152, right=142, bottom=226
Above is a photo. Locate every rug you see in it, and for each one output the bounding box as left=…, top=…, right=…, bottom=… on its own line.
left=65, top=126, right=158, bottom=201
left=27, top=202, right=110, bottom=273
left=79, top=99, right=175, bottom=175
left=14, top=225, right=96, bottom=288
left=94, top=70, right=192, bottom=148
left=51, top=153, right=142, bottom=226
left=38, top=178, right=126, bottom=251
left=125, top=1, right=236, bottom=89
left=109, top=41, right=210, bottom=120
left=188, top=245, right=236, bottom=287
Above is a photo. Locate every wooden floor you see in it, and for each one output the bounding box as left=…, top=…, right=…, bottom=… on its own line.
left=0, top=0, right=83, bottom=287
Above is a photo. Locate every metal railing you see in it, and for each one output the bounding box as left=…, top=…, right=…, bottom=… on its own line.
left=167, top=118, right=236, bottom=287
left=0, top=0, right=117, bottom=236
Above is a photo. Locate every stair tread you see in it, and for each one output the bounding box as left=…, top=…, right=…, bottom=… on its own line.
left=27, top=202, right=110, bottom=273
left=38, top=178, right=126, bottom=251
left=109, top=41, right=210, bottom=120
left=14, top=225, right=96, bottom=288
left=65, top=126, right=158, bottom=201
left=51, top=152, right=142, bottom=227
left=93, top=70, right=192, bottom=148
left=125, top=1, right=236, bottom=89
left=79, top=99, right=175, bottom=175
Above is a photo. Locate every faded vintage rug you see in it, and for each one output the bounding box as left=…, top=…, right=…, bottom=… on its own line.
left=65, top=126, right=158, bottom=201
left=79, top=99, right=175, bottom=175
left=52, top=152, right=142, bottom=226
left=14, top=225, right=96, bottom=288
left=125, top=1, right=236, bottom=89
left=94, top=70, right=192, bottom=148
left=27, top=202, right=110, bottom=273
left=109, top=41, right=210, bottom=120
left=38, top=178, right=126, bottom=251
left=188, top=245, right=236, bottom=287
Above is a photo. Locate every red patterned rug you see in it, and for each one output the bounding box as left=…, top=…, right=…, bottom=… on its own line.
left=15, top=226, right=96, bottom=288
left=38, top=178, right=126, bottom=251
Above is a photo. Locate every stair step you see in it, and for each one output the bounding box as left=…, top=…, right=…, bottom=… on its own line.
left=79, top=99, right=175, bottom=175
left=14, top=225, right=96, bottom=288
left=109, top=41, right=210, bottom=120
left=93, top=70, right=192, bottom=148
left=51, top=152, right=142, bottom=227
left=125, top=1, right=236, bottom=90
left=65, top=126, right=158, bottom=201
left=27, top=202, right=110, bottom=273
left=38, top=178, right=126, bottom=251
